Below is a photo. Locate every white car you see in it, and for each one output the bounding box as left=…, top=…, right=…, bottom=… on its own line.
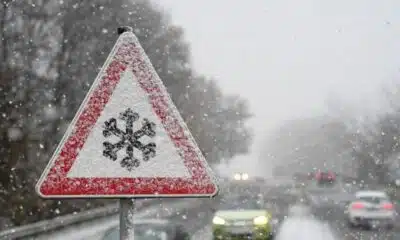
left=346, top=190, right=396, bottom=229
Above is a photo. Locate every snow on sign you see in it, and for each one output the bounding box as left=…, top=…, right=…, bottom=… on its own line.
left=35, top=31, right=218, bottom=198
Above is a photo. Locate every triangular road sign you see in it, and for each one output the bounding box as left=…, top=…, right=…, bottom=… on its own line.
left=36, top=31, right=218, bottom=198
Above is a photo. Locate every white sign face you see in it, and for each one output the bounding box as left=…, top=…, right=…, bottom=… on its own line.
left=35, top=31, right=218, bottom=198
left=67, top=69, right=190, bottom=178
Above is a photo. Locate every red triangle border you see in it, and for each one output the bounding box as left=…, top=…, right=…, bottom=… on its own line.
left=36, top=33, right=218, bottom=198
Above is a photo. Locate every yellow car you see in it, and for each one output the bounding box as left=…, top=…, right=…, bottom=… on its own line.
left=212, top=197, right=276, bottom=240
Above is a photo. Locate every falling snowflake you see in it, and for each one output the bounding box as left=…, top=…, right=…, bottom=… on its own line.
left=102, top=108, right=157, bottom=171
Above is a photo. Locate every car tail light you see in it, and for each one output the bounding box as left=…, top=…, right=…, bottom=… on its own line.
left=382, top=203, right=394, bottom=210
left=351, top=202, right=364, bottom=209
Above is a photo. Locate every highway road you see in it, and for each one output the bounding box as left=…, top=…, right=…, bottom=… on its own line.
left=177, top=184, right=341, bottom=240
left=92, top=183, right=368, bottom=240
left=29, top=179, right=400, bottom=240
left=305, top=181, right=400, bottom=240
left=44, top=183, right=312, bottom=240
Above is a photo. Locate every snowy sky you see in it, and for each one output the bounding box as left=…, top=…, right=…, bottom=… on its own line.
left=157, top=0, right=400, bottom=177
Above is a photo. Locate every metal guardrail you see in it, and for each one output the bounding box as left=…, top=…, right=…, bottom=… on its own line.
left=0, top=199, right=157, bottom=240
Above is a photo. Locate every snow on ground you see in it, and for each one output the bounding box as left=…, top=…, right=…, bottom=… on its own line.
left=275, top=216, right=337, bottom=240
left=276, top=203, right=337, bottom=240
left=287, top=203, right=312, bottom=216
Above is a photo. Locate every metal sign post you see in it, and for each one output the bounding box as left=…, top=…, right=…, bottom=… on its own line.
left=119, top=198, right=134, bottom=240
left=117, top=26, right=135, bottom=240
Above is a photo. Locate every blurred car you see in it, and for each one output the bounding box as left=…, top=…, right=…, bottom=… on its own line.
left=346, top=190, right=396, bottom=229
left=212, top=197, right=276, bottom=240
left=101, top=219, right=190, bottom=240
left=315, top=171, right=336, bottom=185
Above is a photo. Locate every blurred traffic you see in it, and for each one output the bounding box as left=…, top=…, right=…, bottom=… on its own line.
left=9, top=170, right=397, bottom=240
left=59, top=171, right=393, bottom=240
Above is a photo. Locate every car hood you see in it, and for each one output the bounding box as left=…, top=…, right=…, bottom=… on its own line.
left=214, top=210, right=269, bottom=220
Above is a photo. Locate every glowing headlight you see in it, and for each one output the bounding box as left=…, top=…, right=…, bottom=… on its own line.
left=395, top=179, right=400, bottom=186
left=241, top=173, right=249, bottom=180
left=212, top=216, right=226, bottom=225
left=253, top=215, right=268, bottom=225
left=234, top=173, right=241, bottom=180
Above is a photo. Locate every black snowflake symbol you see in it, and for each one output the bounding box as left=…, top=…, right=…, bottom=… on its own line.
left=102, top=108, right=157, bottom=171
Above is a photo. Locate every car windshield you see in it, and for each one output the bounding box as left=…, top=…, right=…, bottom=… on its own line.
left=102, top=225, right=169, bottom=240
left=219, top=198, right=262, bottom=210
left=358, top=196, right=387, bottom=204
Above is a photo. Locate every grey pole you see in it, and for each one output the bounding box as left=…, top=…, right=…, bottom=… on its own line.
left=117, top=26, right=135, bottom=240
left=120, top=198, right=135, bottom=240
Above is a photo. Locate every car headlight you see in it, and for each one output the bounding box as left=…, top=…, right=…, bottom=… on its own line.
left=241, top=173, right=249, bottom=180
left=395, top=179, right=400, bottom=186
left=253, top=215, right=268, bottom=225
left=212, top=216, right=226, bottom=225
left=234, top=173, right=241, bottom=180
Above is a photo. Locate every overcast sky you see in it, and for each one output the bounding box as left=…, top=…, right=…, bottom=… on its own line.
left=157, top=0, right=400, bottom=176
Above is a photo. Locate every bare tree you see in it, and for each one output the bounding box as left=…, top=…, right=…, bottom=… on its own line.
left=0, top=0, right=253, bottom=225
